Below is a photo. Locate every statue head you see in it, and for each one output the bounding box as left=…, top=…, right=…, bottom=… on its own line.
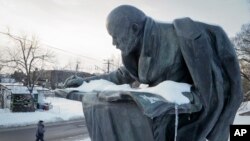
left=106, top=5, right=146, bottom=55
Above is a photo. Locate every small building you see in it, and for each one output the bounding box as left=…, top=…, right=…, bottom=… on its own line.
left=0, top=84, right=12, bottom=109
left=9, top=85, right=38, bottom=112
left=1, top=78, right=16, bottom=83
left=0, top=83, right=38, bottom=112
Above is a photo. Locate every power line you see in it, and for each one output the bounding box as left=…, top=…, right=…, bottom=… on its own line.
left=0, top=31, right=103, bottom=63
left=41, top=43, right=103, bottom=63
left=0, top=31, right=112, bottom=73
left=103, top=59, right=113, bottom=73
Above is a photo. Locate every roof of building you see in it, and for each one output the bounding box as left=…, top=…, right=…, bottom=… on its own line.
left=0, top=84, right=38, bottom=94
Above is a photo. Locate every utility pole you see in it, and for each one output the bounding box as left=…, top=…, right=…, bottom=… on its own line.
left=75, top=60, right=80, bottom=76
left=104, top=59, right=113, bottom=73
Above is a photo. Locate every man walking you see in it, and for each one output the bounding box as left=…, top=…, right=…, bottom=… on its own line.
left=36, top=120, right=45, bottom=141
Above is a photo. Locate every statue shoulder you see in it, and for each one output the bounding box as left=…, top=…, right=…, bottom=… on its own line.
left=173, top=17, right=202, bottom=40
left=173, top=17, right=227, bottom=40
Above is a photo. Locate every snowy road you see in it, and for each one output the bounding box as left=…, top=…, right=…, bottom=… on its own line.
left=0, top=119, right=89, bottom=141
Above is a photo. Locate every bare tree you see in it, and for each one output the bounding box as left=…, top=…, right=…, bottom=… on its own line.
left=232, top=23, right=250, bottom=101
left=0, top=29, right=55, bottom=93
left=0, top=51, right=4, bottom=73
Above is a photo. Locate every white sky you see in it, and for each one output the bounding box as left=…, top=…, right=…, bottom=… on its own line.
left=0, top=0, right=249, bottom=73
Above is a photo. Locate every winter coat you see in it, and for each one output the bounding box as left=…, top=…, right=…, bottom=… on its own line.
left=36, top=122, right=45, bottom=137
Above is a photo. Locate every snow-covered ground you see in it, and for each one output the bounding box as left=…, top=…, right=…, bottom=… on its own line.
left=234, top=102, right=250, bottom=124
left=0, top=97, right=84, bottom=128
left=1, top=79, right=192, bottom=128
left=80, top=138, right=91, bottom=141
left=1, top=79, right=249, bottom=141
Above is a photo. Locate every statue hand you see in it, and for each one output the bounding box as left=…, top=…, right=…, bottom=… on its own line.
left=63, top=75, right=84, bottom=88
left=182, top=92, right=194, bottom=103
left=182, top=86, right=201, bottom=104
left=182, top=91, right=202, bottom=112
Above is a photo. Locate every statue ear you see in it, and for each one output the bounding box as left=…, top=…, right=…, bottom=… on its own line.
left=131, top=23, right=140, bottom=35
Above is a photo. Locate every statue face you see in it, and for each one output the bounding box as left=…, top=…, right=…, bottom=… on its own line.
left=106, top=5, right=146, bottom=55
left=107, top=21, right=139, bottom=56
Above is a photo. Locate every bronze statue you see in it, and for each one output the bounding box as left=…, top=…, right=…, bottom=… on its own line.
left=64, top=5, right=243, bottom=141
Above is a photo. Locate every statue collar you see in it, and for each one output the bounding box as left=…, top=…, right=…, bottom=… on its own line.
left=141, top=17, right=160, bottom=58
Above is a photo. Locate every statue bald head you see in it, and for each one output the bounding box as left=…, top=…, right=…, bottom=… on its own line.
left=106, top=5, right=146, bottom=55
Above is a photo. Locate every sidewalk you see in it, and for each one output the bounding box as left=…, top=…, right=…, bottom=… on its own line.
left=0, top=118, right=85, bottom=132
left=0, top=118, right=88, bottom=141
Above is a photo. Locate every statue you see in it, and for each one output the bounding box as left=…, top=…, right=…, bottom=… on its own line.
left=64, top=5, right=243, bottom=141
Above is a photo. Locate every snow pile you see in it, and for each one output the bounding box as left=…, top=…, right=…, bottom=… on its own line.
left=234, top=102, right=250, bottom=125
left=79, top=138, right=91, bottom=141
left=136, top=81, right=191, bottom=105
left=67, top=79, right=191, bottom=105
left=0, top=97, right=84, bottom=128
left=74, top=79, right=132, bottom=92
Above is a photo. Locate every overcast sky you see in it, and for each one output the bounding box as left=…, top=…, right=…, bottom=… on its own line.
left=0, top=0, right=249, bottom=72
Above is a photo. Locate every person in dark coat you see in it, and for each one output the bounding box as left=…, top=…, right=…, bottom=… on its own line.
left=64, top=5, right=243, bottom=141
left=36, top=120, right=45, bottom=141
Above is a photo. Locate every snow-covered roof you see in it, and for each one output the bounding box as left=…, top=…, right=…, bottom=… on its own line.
left=5, top=85, right=38, bottom=95
left=0, top=83, right=23, bottom=86
left=34, top=86, right=50, bottom=91
left=0, top=83, right=53, bottom=95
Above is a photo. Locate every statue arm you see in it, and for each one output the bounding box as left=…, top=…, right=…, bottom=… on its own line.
left=64, top=66, right=136, bottom=88
left=84, top=66, right=135, bottom=85
left=218, top=26, right=243, bottom=110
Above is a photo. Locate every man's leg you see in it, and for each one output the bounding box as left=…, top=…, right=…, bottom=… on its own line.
left=35, top=136, right=39, bottom=141
left=40, top=135, right=44, bottom=141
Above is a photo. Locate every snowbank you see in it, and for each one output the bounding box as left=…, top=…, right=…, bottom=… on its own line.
left=81, top=138, right=91, bottom=141
left=0, top=97, right=84, bottom=128
left=234, top=101, right=250, bottom=125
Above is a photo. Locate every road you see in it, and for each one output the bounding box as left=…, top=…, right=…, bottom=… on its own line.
left=0, top=119, right=89, bottom=141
